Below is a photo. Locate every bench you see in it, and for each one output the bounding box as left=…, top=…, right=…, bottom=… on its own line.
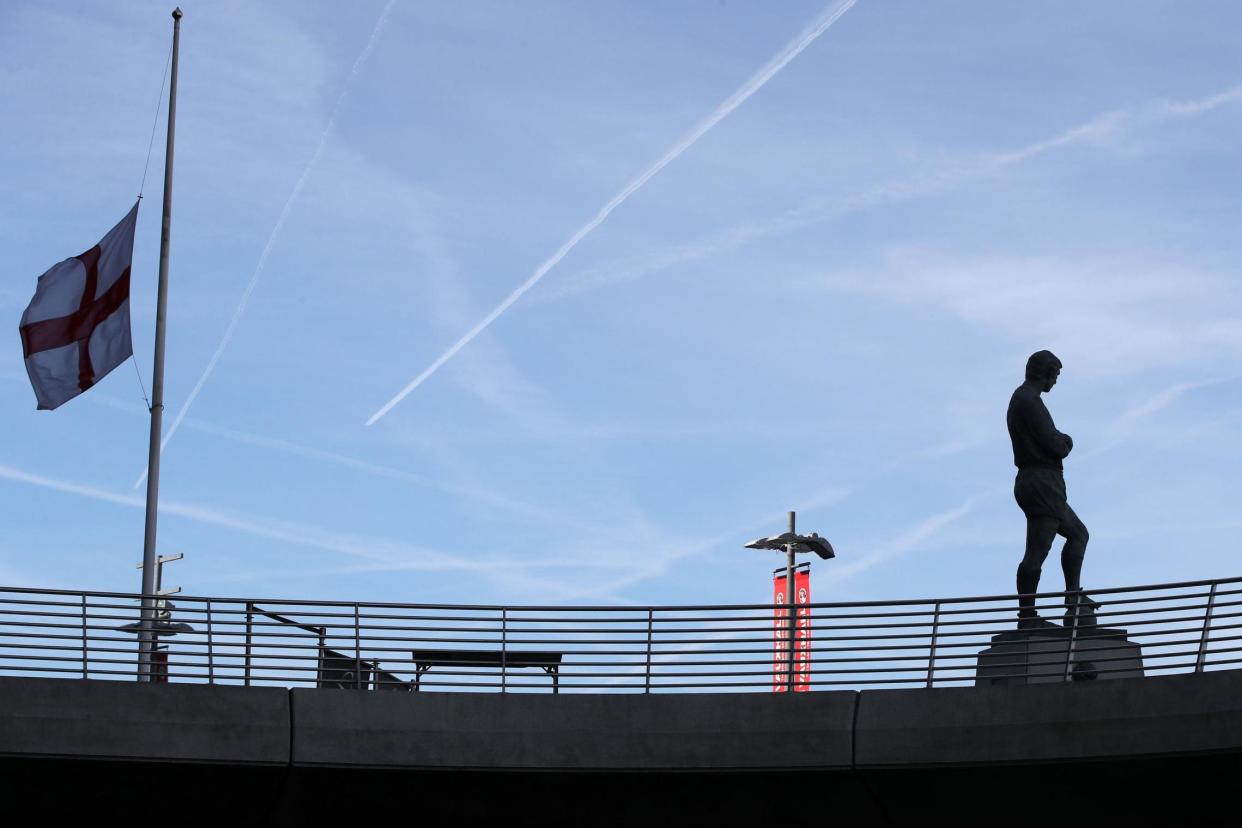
left=410, top=649, right=563, bottom=693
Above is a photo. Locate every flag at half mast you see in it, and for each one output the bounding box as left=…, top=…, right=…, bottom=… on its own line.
left=19, top=203, right=139, bottom=410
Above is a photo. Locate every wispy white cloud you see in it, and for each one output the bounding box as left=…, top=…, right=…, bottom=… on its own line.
left=26, top=373, right=650, bottom=549
left=177, top=418, right=590, bottom=529
left=1110, top=375, right=1242, bottom=430
left=136, top=0, right=398, bottom=487
left=875, top=434, right=991, bottom=475
left=1, top=460, right=431, bottom=564
left=193, top=557, right=640, bottom=604
left=0, top=460, right=630, bottom=601
left=577, top=484, right=855, bottom=599
left=553, top=430, right=992, bottom=600
left=540, top=84, right=1242, bottom=303
left=365, top=0, right=860, bottom=423
left=58, top=381, right=584, bottom=529
left=1078, top=375, right=1242, bottom=459
left=391, top=227, right=693, bottom=552
left=802, top=249, right=1242, bottom=376
left=1147, top=86, right=1242, bottom=119
left=820, top=498, right=975, bottom=587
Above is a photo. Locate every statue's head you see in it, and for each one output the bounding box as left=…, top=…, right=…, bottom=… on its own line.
left=1025, top=350, right=1062, bottom=392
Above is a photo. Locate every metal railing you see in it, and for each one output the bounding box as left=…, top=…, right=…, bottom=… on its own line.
left=0, top=576, right=1239, bottom=692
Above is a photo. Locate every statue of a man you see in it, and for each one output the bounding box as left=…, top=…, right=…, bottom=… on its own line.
left=1007, top=350, right=1091, bottom=628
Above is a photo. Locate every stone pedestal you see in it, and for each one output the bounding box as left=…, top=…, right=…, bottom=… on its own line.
left=975, top=625, right=1143, bottom=685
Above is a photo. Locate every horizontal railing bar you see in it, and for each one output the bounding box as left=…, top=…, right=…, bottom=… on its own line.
left=0, top=611, right=1225, bottom=633
left=3, top=574, right=1239, bottom=612
left=0, top=632, right=1195, bottom=656
left=0, top=575, right=1238, bottom=693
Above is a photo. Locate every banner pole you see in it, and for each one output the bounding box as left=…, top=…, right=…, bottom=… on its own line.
left=138, top=7, right=182, bottom=682
left=786, top=510, right=796, bottom=692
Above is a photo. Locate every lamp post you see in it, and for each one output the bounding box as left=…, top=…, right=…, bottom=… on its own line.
left=746, top=511, right=835, bottom=692
left=124, top=553, right=192, bottom=680
left=138, top=552, right=184, bottom=598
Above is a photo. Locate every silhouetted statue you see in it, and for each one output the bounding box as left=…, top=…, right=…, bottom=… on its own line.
left=1007, top=351, right=1093, bottom=629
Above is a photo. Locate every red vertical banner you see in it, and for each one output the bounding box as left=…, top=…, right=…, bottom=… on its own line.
left=773, top=565, right=811, bottom=692
left=772, top=572, right=787, bottom=692
left=794, top=567, right=811, bottom=691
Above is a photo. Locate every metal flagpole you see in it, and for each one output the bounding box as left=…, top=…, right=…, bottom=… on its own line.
left=138, top=7, right=182, bottom=682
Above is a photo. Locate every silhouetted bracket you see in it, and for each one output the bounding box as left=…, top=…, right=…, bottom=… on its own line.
left=744, top=531, right=836, bottom=560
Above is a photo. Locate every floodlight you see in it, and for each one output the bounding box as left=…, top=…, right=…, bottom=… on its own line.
left=745, top=531, right=835, bottom=560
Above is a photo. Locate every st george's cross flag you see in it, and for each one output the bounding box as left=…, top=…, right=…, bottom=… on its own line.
left=19, top=203, right=139, bottom=410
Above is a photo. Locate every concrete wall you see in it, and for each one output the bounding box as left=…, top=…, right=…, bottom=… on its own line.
left=291, top=689, right=856, bottom=770
left=6, top=673, right=1242, bottom=825
left=856, top=670, right=1242, bottom=767
left=5, top=671, right=1242, bottom=771
left=0, top=676, right=288, bottom=764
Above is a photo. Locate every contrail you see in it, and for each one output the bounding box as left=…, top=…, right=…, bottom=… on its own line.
left=49, top=378, right=580, bottom=525
left=1088, top=373, right=1242, bottom=456
left=539, top=84, right=1242, bottom=303
left=180, top=417, right=599, bottom=527
left=0, top=461, right=645, bottom=601
left=365, top=0, right=859, bottom=425
left=135, top=0, right=398, bottom=487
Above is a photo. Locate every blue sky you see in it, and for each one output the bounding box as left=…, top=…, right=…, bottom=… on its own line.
left=1, top=0, right=1239, bottom=609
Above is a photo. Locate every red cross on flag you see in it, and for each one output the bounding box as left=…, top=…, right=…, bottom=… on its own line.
left=19, top=203, right=139, bottom=410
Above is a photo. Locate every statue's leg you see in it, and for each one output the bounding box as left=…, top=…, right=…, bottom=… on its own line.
left=1017, top=517, right=1058, bottom=617
left=1057, top=503, right=1089, bottom=592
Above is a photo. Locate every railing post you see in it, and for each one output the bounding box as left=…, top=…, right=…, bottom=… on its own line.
left=501, top=608, right=508, bottom=694
left=1196, top=583, right=1219, bottom=673
left=1063, top=592, right=1080, bottom=682
left=317, top=633, right=326, bottom=689
left=354, top=603, right=363, bottom=690
left=243, top=601, right=253, bottom=687
left=925, top=601, right=941, bottom=689
left=644, top=608, right=654, bottom=694
left=205, top=598, right=215, bottom=685
left=80, top=593, right=89, bottom=680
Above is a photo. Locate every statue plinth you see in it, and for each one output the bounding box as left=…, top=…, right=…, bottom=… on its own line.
left=975, top=625, right=1144, bottom=685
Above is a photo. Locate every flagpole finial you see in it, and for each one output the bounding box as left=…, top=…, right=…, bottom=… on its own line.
left=172, top=7, right=182, bottom=19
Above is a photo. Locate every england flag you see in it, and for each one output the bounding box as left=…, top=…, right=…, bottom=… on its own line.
left=19, top=203, right=139, bottom=410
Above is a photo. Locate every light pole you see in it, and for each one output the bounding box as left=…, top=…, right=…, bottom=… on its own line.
left=138, top=552, right=184, bottom=598
left=125, top=553, right=191, bottom=679
left=746, top=511, right=835, bottom=692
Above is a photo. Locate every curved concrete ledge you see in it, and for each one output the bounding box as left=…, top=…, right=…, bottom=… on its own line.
left=4, top=671, right=1242, bottom=772
left=855, top=669, right=1242, bottom=767
left=2, top=670, right=1242, bottom=774
left=5, top=673, right=1242, bottom=824
left=291, top=689, right=856, bottom=770
left=0, top=676, right=289, bottom=765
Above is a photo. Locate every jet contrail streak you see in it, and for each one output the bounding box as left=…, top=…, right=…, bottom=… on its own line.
left=0, top=461, right=646, bottom=601
left=365, top=0, right=859, bottom=425
left=135, top=0, right=398, bottom=487
left=538, top=84, right=1242, bottom=304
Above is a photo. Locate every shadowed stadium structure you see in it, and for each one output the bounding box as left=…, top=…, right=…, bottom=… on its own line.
left=1, top=577, right=1240, bottom=825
